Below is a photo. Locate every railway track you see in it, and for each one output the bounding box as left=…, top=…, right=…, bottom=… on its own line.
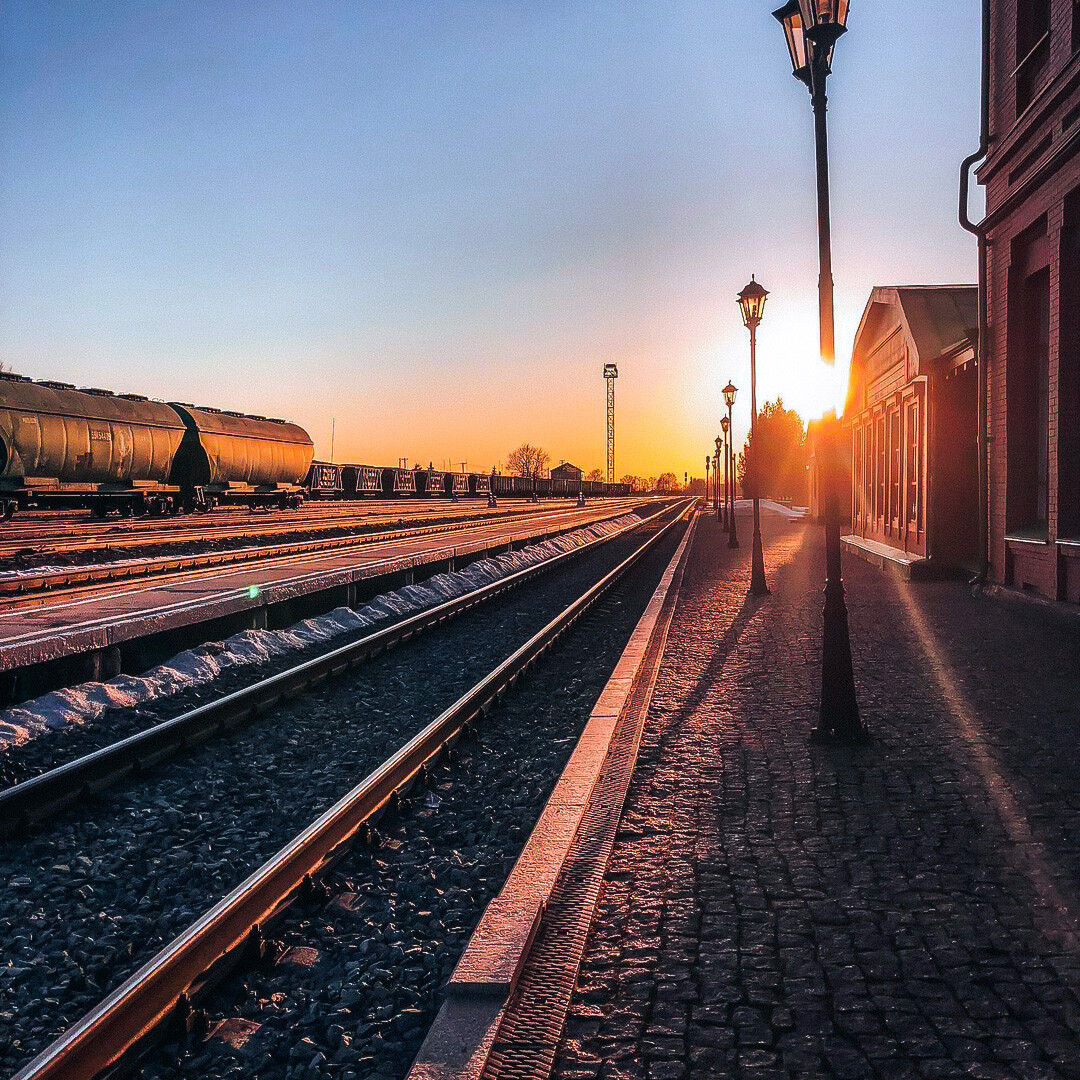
left=0, top=502, right=679, bottom=824
left=0, top=499, right=615, bottom=562
left=0, top=503, right=692, bottom=1080
left=0, top=500, right=645, bottom=599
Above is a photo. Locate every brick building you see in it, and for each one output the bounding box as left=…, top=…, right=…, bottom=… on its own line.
left=977, top=0, right=1080, bottom=601
left=842, top=286, right=978, bottom=575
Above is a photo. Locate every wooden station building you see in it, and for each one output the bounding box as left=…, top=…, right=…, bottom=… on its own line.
left=977, top=0, right=1080, bottom=602
left=842, top=286, right=979, bottom=575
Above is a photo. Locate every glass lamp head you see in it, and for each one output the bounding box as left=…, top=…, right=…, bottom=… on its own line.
left=772, top=1, right=812, bottom=83
left=721, top=416, right=730, bottom=434
left=737, top=276, right=769, bottom=329
left=722, top=382, right=738, bottom=409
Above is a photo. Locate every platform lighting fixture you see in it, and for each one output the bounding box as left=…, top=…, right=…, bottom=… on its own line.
left=737, top=276, right=769, bottom=329
left=773, top=0, right=865, bottom=744
left=737, top=277, right=769, bottom=596
left=714, top=433, right=724, bottom=526
left=721, top=385, right=738, bottom=548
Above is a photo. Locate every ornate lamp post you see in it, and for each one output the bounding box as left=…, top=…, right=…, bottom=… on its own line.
left=722, top=382, right=739, bottom=548
left=714, top=434, right=724, bottom=525
left=718, top=422, right=730, bottom=528
left=737, top=277, right=769, bottom=597
left=773, top=0, right=865, bottom=743
left=705, top=455, right=711, bottom=508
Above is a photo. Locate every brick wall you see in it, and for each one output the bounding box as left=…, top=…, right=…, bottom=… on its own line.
left=980, top=0, right=1080, bottom=599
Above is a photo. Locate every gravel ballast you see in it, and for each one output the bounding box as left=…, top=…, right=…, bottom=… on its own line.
left=0, top=512, right=685, bottom=1078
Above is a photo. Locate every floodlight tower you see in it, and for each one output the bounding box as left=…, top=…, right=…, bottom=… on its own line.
left=603, top=363, right=618, bottom=483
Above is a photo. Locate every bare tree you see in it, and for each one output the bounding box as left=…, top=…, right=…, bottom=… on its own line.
left=506, top=443, right=550, bottom=479
left=656, top=472, right=678, bottom=493
left=586, top=468, right=604, bottom=482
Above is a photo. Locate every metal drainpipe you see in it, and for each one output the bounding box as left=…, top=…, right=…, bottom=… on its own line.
left=958, top=0, right=991, bottom=580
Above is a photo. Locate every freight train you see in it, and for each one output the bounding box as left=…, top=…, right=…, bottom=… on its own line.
left=0, top=372, right=629, bottom=520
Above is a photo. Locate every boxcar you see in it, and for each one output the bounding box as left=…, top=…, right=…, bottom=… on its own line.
left=415, top=469, right=445, bottom=497
left=382, top=468, right=417, bottom=496
left=306, top=461, right=344, bottom=499
left=340, top=464, right=382, bottom=497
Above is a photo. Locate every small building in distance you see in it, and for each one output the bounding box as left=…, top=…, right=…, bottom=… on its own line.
left=842, top=285, right=978, bottom=576
left=550, top=462, right=584, bottom=482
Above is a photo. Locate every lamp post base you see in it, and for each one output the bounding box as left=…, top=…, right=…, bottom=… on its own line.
left=750, top=530, right=769, bottom=595
left=749, top=497, right=769, bottom=595
left=809, top=578, right=869, bottom=745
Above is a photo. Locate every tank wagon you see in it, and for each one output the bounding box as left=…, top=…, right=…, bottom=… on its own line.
left=0, top=373, right=313, bottom=518
left=0, top=371, right=632, bottom=520
left=168, top=404, right=311, bottom=510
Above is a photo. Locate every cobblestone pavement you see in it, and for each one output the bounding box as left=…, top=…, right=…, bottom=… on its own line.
left=552, top=509, right=1080, bottom=1080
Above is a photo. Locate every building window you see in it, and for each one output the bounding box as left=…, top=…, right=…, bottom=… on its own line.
left=859, top=424, right=868, bottom=526
left=876, top=414, right=885, bottom=524
left=906, top=400, right=920, bottom=530
left=1061, top=189, right=1080, bottom=536
left=1008, top=251, right=1051, bottom=535
left=1016, top=0, right=1051, bottom=114
left=889, top=407, right=902, bottom=530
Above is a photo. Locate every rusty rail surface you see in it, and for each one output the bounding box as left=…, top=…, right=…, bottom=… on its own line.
left=0, top=503, right=685, bottom=838
left=0, top=500, right=644, bottom=597
left=8, top=503, right=692, bottom=1080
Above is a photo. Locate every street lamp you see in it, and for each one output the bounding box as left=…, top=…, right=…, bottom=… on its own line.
left=714, top=434, right=724, bottom=525
left=705, top=455, right=711, bottom=509
left=773, top=0, right=865, bottom=744
left=718, top=423, right=729, bottom=528
left=722, top=382, right=739, bottom=548
left=737, top=277, right=769, bottom=597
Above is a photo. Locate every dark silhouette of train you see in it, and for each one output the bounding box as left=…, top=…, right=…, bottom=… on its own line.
left=0, top=372, right=628, bottom=520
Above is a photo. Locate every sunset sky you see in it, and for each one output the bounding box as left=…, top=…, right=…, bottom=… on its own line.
left=0, top=1, right=981, bottom=481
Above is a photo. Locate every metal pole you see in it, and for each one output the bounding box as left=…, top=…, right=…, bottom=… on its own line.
left=721, top=436, right=728, bottom=527
left=728, top=405, right=739, bottom=548
left=808, top=49, right=865, bottom=744
left=717, top=444, right=724, bottom=524
left=749, top=321, right=768, bottom=595
left=705, top=457, right=710, bottom=509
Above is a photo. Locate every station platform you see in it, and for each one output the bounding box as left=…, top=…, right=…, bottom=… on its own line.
left=0, top=503, right=637, bottom=697
left=415, top=508, right=1080, bottom=1080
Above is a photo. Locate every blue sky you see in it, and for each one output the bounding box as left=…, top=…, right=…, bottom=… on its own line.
left=0, top=1, right=982, bottom=478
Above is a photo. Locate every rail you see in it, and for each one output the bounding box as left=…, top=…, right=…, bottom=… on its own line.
left=8, top=502, right=692, bottom=1080
left=0, top=502, right=687, bottom=837
left=0, top=500, right=645, bottom=597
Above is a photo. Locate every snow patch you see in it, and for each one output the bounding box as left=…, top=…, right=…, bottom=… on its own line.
left=0, top=513, right=640, bottom=750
